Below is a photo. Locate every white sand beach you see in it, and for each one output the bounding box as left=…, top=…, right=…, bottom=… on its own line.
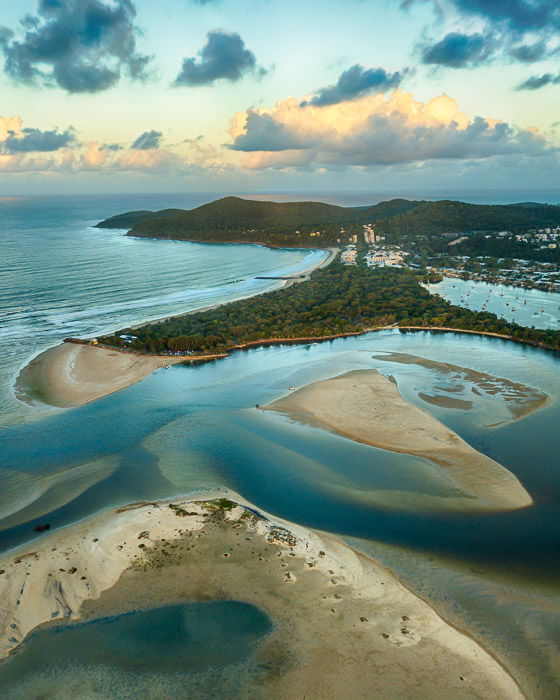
left=15, top=248, right=338, bottom=410
left=16, top=342, right=185, bottom=407
left=0, top=494, right=522, bottom=699
left=263, top=370, right=533, bottom=510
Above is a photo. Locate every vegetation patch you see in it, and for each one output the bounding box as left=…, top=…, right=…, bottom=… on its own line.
left=195, top=499, right=237, bottom=511
left=99, top=264, right=560, bottom=354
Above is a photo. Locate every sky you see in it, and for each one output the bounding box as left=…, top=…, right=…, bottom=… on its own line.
left=0, top=0, right=559, bottom=194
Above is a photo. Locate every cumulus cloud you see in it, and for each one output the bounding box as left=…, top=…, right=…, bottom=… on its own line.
left=0, top=0, right=150, bottom=93
left=517, top=72, right=560, bottom=90
left=228, top=91, right=553, bottom=169
left=409, top=0, right=560, bottom=69
left=174, top=30, right=265, bottom=86
left=0, top=116, right=75, bottom=154
left=2, top=127, right=75, bottom=153
left=421, top=32, right=491, bottom=68
left=0, top=115, right=230, bottom=176
left=302, top=65, right=408, bottom=107
left=131, top=130, right=162, bottom=150
left=508, top=41, right=549, bottom=63
left=443, top=0, right=560, bottom=34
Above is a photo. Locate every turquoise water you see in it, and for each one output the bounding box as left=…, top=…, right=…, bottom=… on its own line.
left=0, top=601, right=272, bottom=699
left=0, top=193, right=326, bottom=425
left=1, top=329, right=558, bottom=696
left=1, top=194, right=560, bottom=697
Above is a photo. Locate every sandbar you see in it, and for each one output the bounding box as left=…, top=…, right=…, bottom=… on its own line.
left=263, top=370, right=532, bottom=510
left=372, top=351, right=549, bottom=426
left=16, top=342, right=185, bottom=408
left=0, top=494, right=522, bottom=699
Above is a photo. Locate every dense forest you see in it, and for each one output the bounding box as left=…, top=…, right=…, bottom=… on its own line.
left=373, top=200, right=560, bottom=237
left=424, top=233, right=560, bottom=264
left=95, top=196, right=560, bottom=248
left=98, top=264, right=560, bottom=354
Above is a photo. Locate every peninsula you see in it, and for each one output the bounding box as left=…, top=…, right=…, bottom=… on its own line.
left=0, top=495, right=522, bottom=699
left=18, top=196, right=560, bottom=410
left=96, top=195, right=560, bottom=248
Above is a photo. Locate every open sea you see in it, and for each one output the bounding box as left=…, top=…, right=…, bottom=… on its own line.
left=0, top=191, right=559, bottom=698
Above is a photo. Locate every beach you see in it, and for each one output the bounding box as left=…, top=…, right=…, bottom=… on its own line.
left=263, top=369, right=533, bottom=511
left=0, top=494, right=522, bottom=699
left=16, top=342, right=186, bottom=408
left=15, top=247, right=337, bottom=410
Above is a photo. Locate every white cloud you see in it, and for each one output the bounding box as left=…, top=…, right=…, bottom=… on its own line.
left=228, top=90, right=554, bottom=169
left=0, top=116, right=230, bottom=176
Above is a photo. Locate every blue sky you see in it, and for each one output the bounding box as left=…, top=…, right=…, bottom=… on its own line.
left=0, top=0, right=559, bottom=193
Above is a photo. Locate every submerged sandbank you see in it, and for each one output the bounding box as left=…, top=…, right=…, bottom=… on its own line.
left=16, top=342, right=184, bottom=408
left=372, top=351, right=549, bottom=426
left=263, top=370, right=533, bottom=511
left=0, top=494, right=522, bottom=699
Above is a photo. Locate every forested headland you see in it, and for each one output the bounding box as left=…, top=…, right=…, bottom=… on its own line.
left=95, top=196, right=560, bottom=249
left=98, top=264, right=560, bottom=355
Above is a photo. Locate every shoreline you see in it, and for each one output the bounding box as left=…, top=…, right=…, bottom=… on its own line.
left=127, top=245, right=338, bottom=330
left=18, top=320, right=556, bottom=410
left=15, top=247, right=337, bottom=409
left=263, top=370, right=533, bottom=511
left=0, top=493, right=523, bottom=698
left=15, top=342, right=187, bottom=408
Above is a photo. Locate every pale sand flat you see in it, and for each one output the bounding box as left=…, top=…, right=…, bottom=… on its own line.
left=263, top=369, right=532, bottom=510
left=16, top=342, right=184, bottom=407
left=0, top=495, right=522, bottom=699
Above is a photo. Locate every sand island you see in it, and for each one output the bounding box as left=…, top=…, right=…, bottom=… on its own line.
left=0, top=495, right=522, bottom=699
left=263, top=370, right=533, bottom=511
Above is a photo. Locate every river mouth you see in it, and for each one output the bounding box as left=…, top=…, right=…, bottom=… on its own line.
left=0, top=328, right=559, bottom=697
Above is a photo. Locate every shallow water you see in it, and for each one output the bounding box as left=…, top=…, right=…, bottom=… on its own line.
left=0, top=193, right=325, bottom=425
left=1, top=194, right=560, bottom=698
left=2, top=329, right=558, bottom=696
left=0, top=601, right=272, bottom=700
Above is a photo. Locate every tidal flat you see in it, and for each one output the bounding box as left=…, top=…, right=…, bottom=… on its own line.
left=0, top=497, right=522, bottom=699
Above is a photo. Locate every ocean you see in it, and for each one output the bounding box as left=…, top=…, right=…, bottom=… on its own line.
left=0, top=191, right=559, bottom=698
left=0, top=193, right=328, bottom=425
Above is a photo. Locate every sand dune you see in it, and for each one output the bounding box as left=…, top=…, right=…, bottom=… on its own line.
left=0, top=494, right=522, bottom=699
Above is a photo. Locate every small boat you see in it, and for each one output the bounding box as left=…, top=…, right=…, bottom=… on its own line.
left=289, top=387, right=297, bottom=391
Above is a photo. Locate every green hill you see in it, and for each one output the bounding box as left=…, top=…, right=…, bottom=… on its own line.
left=94, top=195, right=559, bottom=247
left=372, top=200, right=560, bottom=236
left=95, top=208, right=185, bottom=229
